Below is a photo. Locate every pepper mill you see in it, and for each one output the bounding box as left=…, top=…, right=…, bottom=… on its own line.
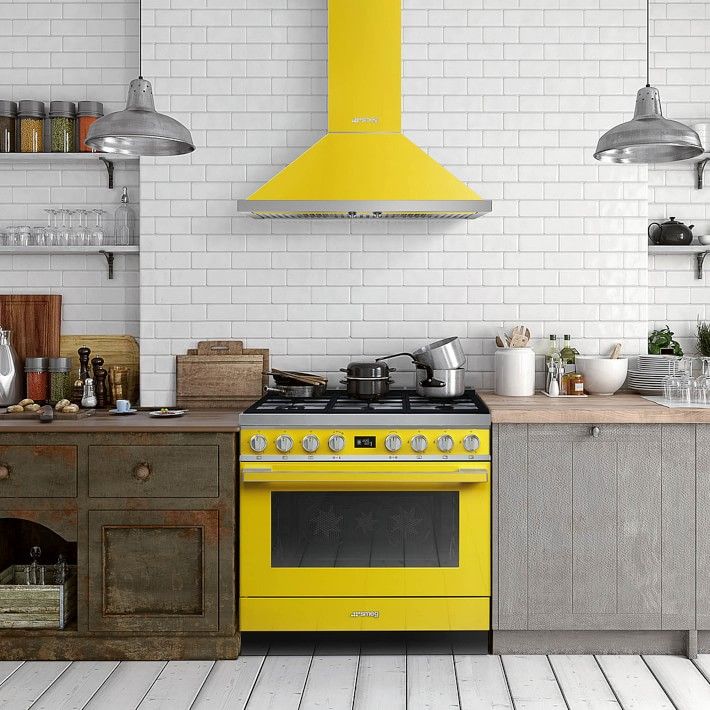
left=96, top=369, right=108, bottom=408
left=78, top=347, right=91, bottom=382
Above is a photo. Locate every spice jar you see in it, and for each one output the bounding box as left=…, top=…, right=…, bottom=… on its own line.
left=50, top=101, right=76, bottom=153
left=25, top=358, right=49, bottom=403
left=18, top=100, right=44, bottom=153
left=77, top=101, right=103, bottom=152
left=48, top=357, right=73, bottom=404
left=568, top=373, right=585, bottom=396
left=0, top=101, right=17, bottom=153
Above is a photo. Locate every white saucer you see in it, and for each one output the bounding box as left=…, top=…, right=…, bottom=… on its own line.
left=109, top=409, right=138, bottom=415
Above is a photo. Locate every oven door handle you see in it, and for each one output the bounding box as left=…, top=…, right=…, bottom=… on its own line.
left=241, top=468, right=489, bottom=484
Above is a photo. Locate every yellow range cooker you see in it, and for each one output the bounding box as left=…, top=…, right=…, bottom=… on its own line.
left=239, top=389, right=491, bottom=632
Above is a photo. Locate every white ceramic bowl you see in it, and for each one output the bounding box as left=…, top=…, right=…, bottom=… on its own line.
left=575, top=356, right=628, bottom=396
left=698, top=235, right=710, bottom=246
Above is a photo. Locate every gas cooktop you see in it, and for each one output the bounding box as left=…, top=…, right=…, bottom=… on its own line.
left=240, top=389, right=490, bottom=427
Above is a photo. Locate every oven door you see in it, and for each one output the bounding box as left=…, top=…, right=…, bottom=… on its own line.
left=240, top=461, right=490, bottom=600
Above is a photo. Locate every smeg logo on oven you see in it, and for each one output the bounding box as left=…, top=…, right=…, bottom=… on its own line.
left=350, top=610, right=379, bottom=618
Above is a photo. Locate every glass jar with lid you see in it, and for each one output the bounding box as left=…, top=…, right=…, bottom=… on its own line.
left=50, top=101, right=76, bottom=153
left=25, top=357, right=49, bottom=403
left=0, top=101, right=17, bottom=153
left=18, top=100, right=45, bottom=153
left=48, top=357, right=73, bottom=404
left=77, top=101, right=103, bottom=152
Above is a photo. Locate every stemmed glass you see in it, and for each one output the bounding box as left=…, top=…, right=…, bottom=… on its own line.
left=694, top=358, right=710, bottom=405
left=90, top=209, right=106, bottom=246
left=56, top=209, right=71, bottom=246
left=73, top=209, right=91, bottom=247
left=43, top=209, right=58, bottom=247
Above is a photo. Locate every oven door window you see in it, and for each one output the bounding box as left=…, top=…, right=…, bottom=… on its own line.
left=271, top=491, right=459, bottom=568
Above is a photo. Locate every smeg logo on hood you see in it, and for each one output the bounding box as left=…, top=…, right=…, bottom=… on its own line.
left=352, top=116, right=379, bottom=124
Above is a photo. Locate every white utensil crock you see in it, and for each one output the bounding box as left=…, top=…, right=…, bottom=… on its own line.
left=494, top=347, right=535, bottom=396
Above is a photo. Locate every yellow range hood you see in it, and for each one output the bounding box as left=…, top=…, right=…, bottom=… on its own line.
left=238, top=0, right=491, bottom=220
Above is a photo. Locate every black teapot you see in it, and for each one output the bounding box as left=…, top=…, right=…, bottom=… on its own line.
left=648, top=217, right=695, bottom=246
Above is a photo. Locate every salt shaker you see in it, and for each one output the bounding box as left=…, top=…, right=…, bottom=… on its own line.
left=81, top=378, right=97, bottom=408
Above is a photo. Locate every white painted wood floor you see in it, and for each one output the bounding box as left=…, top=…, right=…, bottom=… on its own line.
left=3, top=645, right=710, bottom=709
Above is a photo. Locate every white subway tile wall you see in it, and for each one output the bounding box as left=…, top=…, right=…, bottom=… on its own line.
left=1, top=1, right=140, bottom=337
left=139, top=0, right=666, bottom=405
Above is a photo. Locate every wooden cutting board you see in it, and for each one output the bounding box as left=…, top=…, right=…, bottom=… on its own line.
left=0, top=295, right=62, bottom=366
left=176, top=340, right=268, bottom=409
left=60, top=335, right=140, bottom=404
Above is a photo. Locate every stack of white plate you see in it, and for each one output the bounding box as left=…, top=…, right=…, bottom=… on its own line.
left=627, top=355, right=677, bottom=395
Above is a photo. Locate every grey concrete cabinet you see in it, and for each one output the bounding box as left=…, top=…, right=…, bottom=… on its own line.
left=697, top=425, right=710, bottom=629
left=495, top=423, right=696, bottom=632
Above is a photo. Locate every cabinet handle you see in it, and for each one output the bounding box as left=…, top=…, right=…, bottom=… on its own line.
left=133, top=462, right=152, bottom=482
left=590, top=426, right=601, bottom=438
left=0, top=463, right=9, bottom=481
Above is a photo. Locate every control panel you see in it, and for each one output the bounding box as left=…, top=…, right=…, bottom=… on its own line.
left=241, top=428, right=490, bottom=459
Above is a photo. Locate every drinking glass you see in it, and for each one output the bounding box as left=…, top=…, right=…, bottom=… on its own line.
left=56, top=209, right=71, bottom=246
left=694, top=358, right=710, bottom=405
left=43, top=209, right=58, bottom=247
left=74, top=209, right=91, bottom=247
left=16, top=225, right=32, bottom=247
left=90, top=209, right=106, bottom=246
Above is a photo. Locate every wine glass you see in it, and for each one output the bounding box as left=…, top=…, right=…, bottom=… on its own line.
left=56, top=209, right=71, bottom=246
left=90, top=209, right=106, bottom=246
left=43, top=209, right=58, bottom=247
left=74, top=209, right=91, bottom=247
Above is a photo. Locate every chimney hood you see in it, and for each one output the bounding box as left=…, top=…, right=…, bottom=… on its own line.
left=237, top=0, right=492, bottom=220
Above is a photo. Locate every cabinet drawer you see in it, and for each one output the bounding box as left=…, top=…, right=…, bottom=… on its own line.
left=0, top=445, right=77, bottom=497
left=88, top=445, right=219, bottom=498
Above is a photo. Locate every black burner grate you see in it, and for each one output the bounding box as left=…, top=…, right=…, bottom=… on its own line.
left=243, top=389, right=489, bottom=416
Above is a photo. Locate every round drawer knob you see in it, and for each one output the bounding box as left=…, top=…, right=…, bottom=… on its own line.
left=411, top=434, right=428, bottom=453
left=250, top=434, right=268, bottom=453
left=328, top=434, right=346, bottom=453
left=0, top=463, right=10, bottom=481
left=385, top=434, right=402, bottom=452
left=591, top=426, right=601, bottom=438
left=133, top=462, right=152, bottom=482
left=302, top=435, right=320, bottom=453
left=275, top=435, right=293, bottom=453
left=463, top=434, right=480, bottom=452
left=437, top=435, right=454, bottom=453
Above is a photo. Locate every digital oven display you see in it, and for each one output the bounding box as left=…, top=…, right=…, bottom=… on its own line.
left=354, top=436, right=376, bottom=448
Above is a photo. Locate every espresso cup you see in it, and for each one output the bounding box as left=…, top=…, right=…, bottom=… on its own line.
left=115, top=399, right=131, bottom=413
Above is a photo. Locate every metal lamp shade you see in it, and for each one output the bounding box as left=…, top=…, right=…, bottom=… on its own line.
left=85, top=78, right=195, bottom=156
left=594, top=86, right=703, bottom=164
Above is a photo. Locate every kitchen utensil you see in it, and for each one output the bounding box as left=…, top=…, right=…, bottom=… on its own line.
left=61, top=335, right=140, bottom=405
left=38, top=404, right=54, bottom=423
left=411, top=337, right=465, bottom=370
left=176, top=340, right=269, bottom=409
left=269, top=369, right=328, bottom=387
left=648, top=217, right=695, bottom=246
left=264, top=382, right=327, bottom=399
left=575, top=356, right=628, bottom=395
left=416, top=367, right=465, bottom=398
left=0, top=296, right=62, bottom=375
left=509, top=326, right=528, bottom=348
left=610, top=343, right=622, bottom=359
left=340, top=361, right=395, bottom=400
left=0, top=329, right=22, bottom=407
left=494, top=347, right=536, bottom=396
left=495, top=335, right=508, bottom=348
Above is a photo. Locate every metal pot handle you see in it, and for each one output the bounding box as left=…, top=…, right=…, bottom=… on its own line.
left=264, top=386, right=287, bottom=395
left=419, top=376, right=446, bottom=389
left=648, top=222, right=662, bottom=243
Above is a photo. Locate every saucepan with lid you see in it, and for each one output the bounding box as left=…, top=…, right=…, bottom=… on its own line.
left=340, top=360, right=395, bottom=400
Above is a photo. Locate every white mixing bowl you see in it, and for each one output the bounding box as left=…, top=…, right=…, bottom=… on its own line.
left=575, top=356, right=628, bottom=396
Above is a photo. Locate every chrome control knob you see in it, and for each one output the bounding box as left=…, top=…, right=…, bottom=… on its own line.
left=385, top=434, right=402, bottom=453
left=275, top=435, right=293, bottom=453
left=437, top=434, right=454, bottom=453
left=411, top=434, right=428, bottom=453
left=328, top=434, right=346, bottom=452
left=249, top=434, right=268, bottom=453
left=302, top=434, right=320, bottom=453
left=463, top=434, right=480, bottom=452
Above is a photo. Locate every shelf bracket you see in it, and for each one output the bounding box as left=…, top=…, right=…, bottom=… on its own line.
left=697, top=250, right=709, bottom=279
left=99, top=157, right=115, bottom=189
left=99, top=250, right=115, bottom=279
left=697, top=159, right=709, bottom=190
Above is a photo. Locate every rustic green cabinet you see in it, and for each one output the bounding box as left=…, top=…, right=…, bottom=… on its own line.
left=495, top=423, right=695, bottom=632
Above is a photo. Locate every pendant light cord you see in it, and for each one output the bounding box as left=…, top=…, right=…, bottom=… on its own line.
left=646, top=0, right=650, bottom=86
left=138, top=0, right=143, bottom=80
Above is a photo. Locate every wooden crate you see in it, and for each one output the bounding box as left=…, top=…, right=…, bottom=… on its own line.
left=0, top=565, right=77, bottom=630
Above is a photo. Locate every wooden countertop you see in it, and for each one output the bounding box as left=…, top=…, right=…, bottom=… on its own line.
left=0, top=409, right=242, bottom=433
left=482, top=392, right=710, bottom=424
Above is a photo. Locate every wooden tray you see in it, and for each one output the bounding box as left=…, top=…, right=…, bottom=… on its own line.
left=0, top=565, right=77, bottom=629
left=0, top=408, right=96, bottom=420
left=176, top=340, right=269, bottom=409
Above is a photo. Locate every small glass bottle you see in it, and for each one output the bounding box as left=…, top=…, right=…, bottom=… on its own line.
left=25, top=357, right=49, bottom=403
left=48, top=357, right=73, bottom=404
left=49, top=101, right=76, bottom=153
left=77, top=101, right=103, bottom=152
left=114, top=186, right=136, bottom=245
left=559, top=334, right=579, bottom=372
left=0, top=100, right=17, bottom=153
left=18, top=100, right=45, bottom=153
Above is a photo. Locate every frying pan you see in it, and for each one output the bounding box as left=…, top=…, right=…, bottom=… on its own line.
left=264, top=383, right=327, bottom=399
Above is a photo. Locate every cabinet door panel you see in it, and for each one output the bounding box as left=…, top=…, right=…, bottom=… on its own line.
left=697, top=425, right=710, bottom=629
left=88, top=510, right=219, bottom=633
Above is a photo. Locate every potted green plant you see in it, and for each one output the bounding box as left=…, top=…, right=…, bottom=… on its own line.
left=648, top=325, right=684, bottom=356
left=697, top=321, right=710, bottom=356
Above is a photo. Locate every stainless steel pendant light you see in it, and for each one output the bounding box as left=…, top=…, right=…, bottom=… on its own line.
left=594, top=0, right=702, bottom=164
left=85, top=0, right=194, bottom=156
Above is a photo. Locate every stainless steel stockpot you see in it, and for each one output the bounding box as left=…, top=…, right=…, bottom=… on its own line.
left=412, top=337, right=465, bottom=370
